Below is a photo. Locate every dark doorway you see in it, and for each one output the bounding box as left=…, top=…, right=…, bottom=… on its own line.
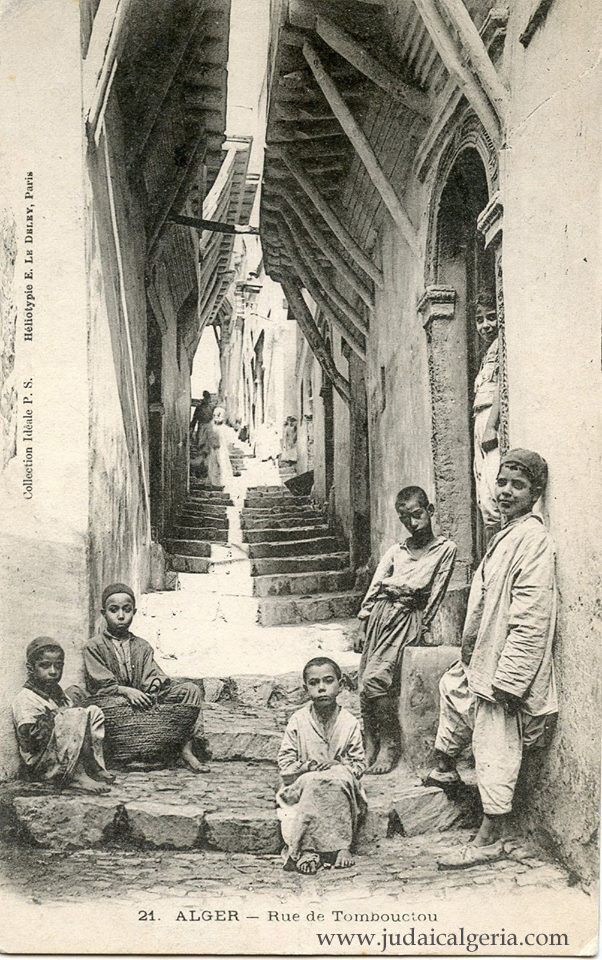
left=435, top=147, right=495, bottom=565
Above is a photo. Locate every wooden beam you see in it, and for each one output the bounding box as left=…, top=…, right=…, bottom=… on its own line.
left=314, top=14, right=431, bottom=118
left=436, top=0, right=507, bottom=118
left=303, top=41, right=421, bottom=259
left=169, top=214, right=259, bottom=235
left=276, top=206, right=369, bottom=338
left=275, top=219, right=367, bottom=362
left=270, top=189, right=374, bottom=308
left=148, top=125, right=207, bottom=255
left=281, top=278, right=352, bottom=405
left=129, top=5, right=210, bottom=164
left=274, top=146, right=383, bottom=287
left=83, top=0, right=133, bottom=133
left=412, top=0, right=502, bottom=142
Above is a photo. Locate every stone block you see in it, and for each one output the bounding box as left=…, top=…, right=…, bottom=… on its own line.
left=252, top=568, right=353, bottom=597
left=248, top=536, right=342, bottom=559
left=250, top=552, right=349, bottom=576
left=122, top=801, right=205, bottom=849
left=203, top=702, right=282, bottom=761
left=258, top=592, right=362, bottom=626
left=243, top=525, right=329, bottom=544
left=398, top=645, right=461, bottom=774
left=387, top=785, right=473, bottom=837
left=12, top=795, right=116, bottom=849
left=169, top=555, right=211, bottom=574
left=203, top=811, right=281, bottom=854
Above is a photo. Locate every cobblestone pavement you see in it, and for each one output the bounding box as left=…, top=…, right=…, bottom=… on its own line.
left=0, top=831, right=577, bottom=905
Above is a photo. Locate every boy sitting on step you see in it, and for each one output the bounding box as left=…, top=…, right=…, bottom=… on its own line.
left=13, top=637, right=114, bottom=793
left=83, top=583, right=208, bottom=773
left=277, top=657, right=367, bottom=874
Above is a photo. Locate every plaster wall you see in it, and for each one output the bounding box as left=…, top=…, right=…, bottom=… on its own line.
left=86, top=102, right=151, bottom=627
left=502, top=0, right=602, bottom=880
left=0, top=1, right=91, bottom=777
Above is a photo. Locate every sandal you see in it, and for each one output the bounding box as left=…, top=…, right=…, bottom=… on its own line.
left=437, top=840, right=505, bottom=870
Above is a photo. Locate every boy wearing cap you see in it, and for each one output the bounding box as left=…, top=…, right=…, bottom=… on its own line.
left=84, top=584, right=208, bottom=773
left=427, top=449, right=557, bottom=868
left=13, top=637, right=114, bottom=793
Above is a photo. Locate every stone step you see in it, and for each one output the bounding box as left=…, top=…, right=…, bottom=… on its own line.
left=252, top=568, right=354, bottom=597
left=169, top=555, right=211, bottom=574
left=248, top=536, right=344, bottom=559
left=164, top=539, right=211, bottom=558
left=258, top=591, right=363, bottom=626
left=203, top=702, right=282, bottom=762
left=250, top=552, right=350, bottom=576
left=241, top=513, right=324, bottom=531
left=179, top=513, right=228, bottom=530
left=2, top=763, right=282, bottom=854
left=242, top=525, right=330, bottom=545
left=188, top=492, right=233, bottom=507
left=182, top=504, right=228, bottom=519
left=190, top=483, right=226, bottom=493
left=173, top=526, right=229, bottom=543
left=244, top=493, right=310, bottom=506
left=241, top=504, right=319, bottom=519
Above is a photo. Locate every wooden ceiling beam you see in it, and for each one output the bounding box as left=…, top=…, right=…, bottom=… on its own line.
left=267, top=188, right=374, bottom=309
left=281, top=278, right=351, bottom=406
left=436, top=0, right=507, bottom=118
left=276, top=207, right=369, bottom=339
left=274, top=218, right=367, bottom=362
left=303, top=40, right=420, bottom=259
left=412, top=0, right=502, bottom=142
left=313, top=12, right=431, bottom=118
left=274, top=145, right=383, bottom=287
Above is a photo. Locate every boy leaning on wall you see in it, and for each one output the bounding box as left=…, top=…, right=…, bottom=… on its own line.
left=428, top=449, right=558, bottom=868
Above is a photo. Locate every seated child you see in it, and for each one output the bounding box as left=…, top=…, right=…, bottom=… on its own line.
left=358, top=486, right=457, bottom=774
left=13, top=637, right=114, bottom=794
left=83, top=583, right=208, bottom=773
left=428, top=449, right=557, bottom=868
left=277, top=657, right=367, bottom=875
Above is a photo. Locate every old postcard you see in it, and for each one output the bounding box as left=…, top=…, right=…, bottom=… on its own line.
left=0, top=0, right=600, bottom=954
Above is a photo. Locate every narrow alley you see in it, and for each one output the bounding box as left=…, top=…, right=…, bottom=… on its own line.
left=0, top=0, right=600, bottom=951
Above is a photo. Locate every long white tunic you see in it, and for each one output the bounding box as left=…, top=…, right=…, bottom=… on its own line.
left=277, top=703, right=367, bottom=859
left=465, top=513, right=557, bottom=716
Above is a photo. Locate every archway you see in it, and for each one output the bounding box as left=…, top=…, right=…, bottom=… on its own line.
left=428, top=146, right=496, bottom=573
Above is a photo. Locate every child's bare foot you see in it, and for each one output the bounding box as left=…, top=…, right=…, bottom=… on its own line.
left=181, top=741, right=210, bottom=773
left=474, top=813, right=505, bottom=846
left=91, top=768, right=116, bottom=784
left=70, top=769, right=111, bottom=794
left=367, top=740, right=398, bottom=775
left=334, top=848, right=354, bottom=869
left=297, top=851, right=320, bottom=874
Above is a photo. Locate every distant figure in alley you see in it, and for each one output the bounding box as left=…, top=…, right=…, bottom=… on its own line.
left=430, top=449, right=557, bottom=868
left=206, top=405, right=234, bottom=489
left=277, top=657, right=367, bottom=875
left=12, top=637, right=114, bottom=794
left=358, top=487, right=457, bottom=775
left=84, top=583, right=208, bottom=773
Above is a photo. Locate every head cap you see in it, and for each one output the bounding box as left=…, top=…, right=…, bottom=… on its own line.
left=101, top=582, right=136, bottom=608
left=26, top=636, right=64, bottom=664
left=500, top=448, right=548, bottom=491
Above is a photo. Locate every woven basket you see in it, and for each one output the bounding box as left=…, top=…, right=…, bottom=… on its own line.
left=100, top=702, right=200, bottom=765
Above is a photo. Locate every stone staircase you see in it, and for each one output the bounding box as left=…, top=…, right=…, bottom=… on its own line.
left=165, top=482, right=233, bottom=575
left=0, top=667, right=480, bottom=857
left=228, top=440, right=247, bottom=477
left=241, top=486, right=363, bottom=626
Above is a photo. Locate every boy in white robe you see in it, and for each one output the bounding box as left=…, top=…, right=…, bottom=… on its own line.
left=427, top=449, right=557, bottom=867
left=277, top=657, right=367, bottom=874
left=13, top=637, right=114, bottom=793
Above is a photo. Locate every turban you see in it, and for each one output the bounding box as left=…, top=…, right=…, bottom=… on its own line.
left=500, top=448, right=548, bottom=491
left=26, top=636, right=64, bottom=664
left=101, top=583, right=136, bottom=608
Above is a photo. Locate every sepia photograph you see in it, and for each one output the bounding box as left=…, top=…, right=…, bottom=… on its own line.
left=0, top=0, right=600, bottom=954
